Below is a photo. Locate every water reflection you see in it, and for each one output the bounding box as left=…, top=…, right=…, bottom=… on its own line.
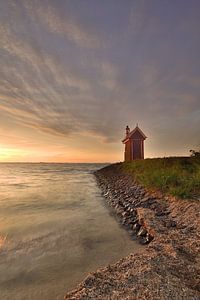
left=0, top=163, right=142, bottom=300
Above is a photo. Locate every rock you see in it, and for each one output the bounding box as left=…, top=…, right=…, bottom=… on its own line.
left=137, top=227, right=147, bottom=237
left=146, top=233, right=154, bottom=243
left=121, top=218, right=127, bottom=225
left=132, top=223, right=141, bottom=233
left=84, top=274, right=96, bottom=287
left=141, top=196, right=150, bottom=203
left=138, top=236, right=148, bottom=245
left=171, top=220, right=176, bottom=227
left=165, top=220, right=177, bottom=228
left=122, top=211, right=129, bottom=217
left=155, top=208, right=166, bottom=216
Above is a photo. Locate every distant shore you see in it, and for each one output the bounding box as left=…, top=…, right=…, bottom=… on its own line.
left=65, top=162, right=200, bottom=299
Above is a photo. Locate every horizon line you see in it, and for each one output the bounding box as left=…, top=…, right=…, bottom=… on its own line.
left=0, top=161, right=113, bottom=164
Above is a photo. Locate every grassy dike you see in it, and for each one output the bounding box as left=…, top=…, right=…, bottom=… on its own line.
left=65, top=158, right=200, bottom=299
left=123, top=156, right=200, bottom=199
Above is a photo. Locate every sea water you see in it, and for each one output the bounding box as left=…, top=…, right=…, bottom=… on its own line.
left=0, top=163, right=141, bottom=300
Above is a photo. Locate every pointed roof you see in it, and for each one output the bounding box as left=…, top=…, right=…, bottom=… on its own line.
left=122, top=125, right=147, bottom=143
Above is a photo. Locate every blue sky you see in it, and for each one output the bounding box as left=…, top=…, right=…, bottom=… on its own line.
left=0, top=0, right=200, bottom=162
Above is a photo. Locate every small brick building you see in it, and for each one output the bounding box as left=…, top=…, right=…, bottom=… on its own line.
left=122, top=125, right=147, bottom=161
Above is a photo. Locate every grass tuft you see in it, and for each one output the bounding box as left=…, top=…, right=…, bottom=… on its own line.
left=122, top=156, right=200, bottom=199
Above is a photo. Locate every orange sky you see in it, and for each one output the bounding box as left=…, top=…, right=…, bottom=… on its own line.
left=0, top=0, right=200, bottom=162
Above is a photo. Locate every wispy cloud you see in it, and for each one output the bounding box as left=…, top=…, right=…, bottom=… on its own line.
left=24, top=0, right=101, bottom=48
left=0, top=0, right=200, bottom=160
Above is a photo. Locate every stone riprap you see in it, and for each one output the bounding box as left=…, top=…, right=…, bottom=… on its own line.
left=65, top=163, right=200, bottom=300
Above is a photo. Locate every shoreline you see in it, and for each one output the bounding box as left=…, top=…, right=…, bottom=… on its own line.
left=65, top=163, right=200, bottom=299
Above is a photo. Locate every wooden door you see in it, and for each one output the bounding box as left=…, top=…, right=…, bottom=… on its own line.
left=133, top=140, right=142, bottom=159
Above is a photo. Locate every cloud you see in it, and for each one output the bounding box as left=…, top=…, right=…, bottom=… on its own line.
left=0, top=0, right=200, bottom=160
left=0, top=13, right=122, bottom=142
left=128, top=0, right=163, bottom=36
left=23, top=0, right=101, bottom=49
left=100, top=62, right=119, bottom=91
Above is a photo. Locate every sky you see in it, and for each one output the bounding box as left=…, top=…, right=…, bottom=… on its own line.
left=0, top=0, right=200, bottom=162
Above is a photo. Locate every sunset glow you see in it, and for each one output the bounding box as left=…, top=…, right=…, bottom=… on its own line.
left=0, top=0, right=200, bottom=162
left=0, top=146, right=26, bottom=162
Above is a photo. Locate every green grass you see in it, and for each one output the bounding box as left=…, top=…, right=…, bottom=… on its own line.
left=122, top=156, right=200, bottom=199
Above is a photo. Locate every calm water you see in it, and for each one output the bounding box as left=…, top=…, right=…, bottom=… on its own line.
left=0, top=163, right=141, bottom=300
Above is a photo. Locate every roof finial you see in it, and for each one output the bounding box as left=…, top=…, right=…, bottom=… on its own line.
left=126, top=125, right=130, bottom=137
left=136, top=123, right=138, bottom=127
